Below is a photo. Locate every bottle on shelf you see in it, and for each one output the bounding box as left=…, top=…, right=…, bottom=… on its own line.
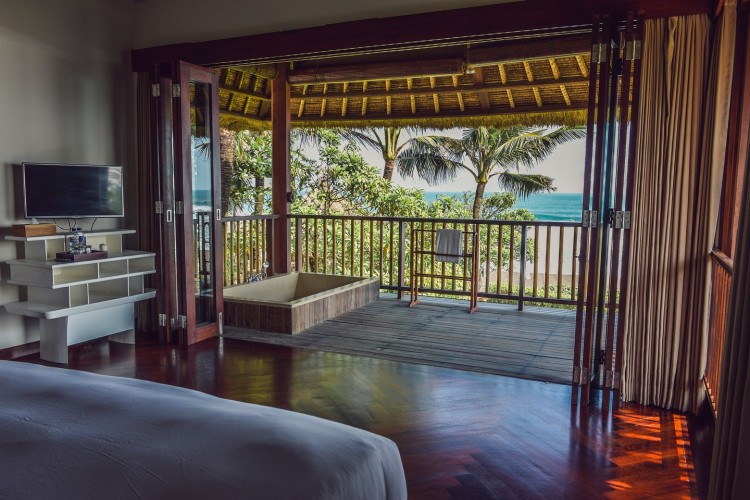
left=67, top=227, right=86, bottom=254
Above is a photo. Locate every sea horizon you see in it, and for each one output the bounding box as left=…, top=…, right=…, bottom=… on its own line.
left=423, top=191, right=583, bottom=222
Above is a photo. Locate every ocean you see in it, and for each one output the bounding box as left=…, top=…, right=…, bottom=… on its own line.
left=203, top=189, right=583, bottom=221
left=424, top=191, right=583, bottom=222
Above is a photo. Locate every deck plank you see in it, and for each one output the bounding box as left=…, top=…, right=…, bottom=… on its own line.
left=224, top=295, right=576, bottom=384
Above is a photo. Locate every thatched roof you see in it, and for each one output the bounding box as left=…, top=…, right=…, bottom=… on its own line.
left=217, top=35, right=591, bottom=131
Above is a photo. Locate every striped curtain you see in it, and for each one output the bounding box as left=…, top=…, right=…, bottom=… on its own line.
left=621, top=15, right=715, bottom=412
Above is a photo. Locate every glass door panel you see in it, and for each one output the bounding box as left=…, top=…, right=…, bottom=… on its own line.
left=174, top=61, right=223, bottom=345
left=190, top=80, right=216, bottom=327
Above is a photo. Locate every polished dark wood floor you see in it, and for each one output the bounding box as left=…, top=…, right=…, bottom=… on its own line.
left=14, top=338, right=695, bottom=499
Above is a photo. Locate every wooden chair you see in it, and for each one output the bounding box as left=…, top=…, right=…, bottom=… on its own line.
left=409, top=226, right=479, bottom=313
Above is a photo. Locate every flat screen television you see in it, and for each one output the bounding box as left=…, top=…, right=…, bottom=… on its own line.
left=22, top=163, right=124, bottom=219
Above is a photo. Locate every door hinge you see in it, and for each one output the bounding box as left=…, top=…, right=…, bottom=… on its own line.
left=572, top=366, right=581, bottom=384
left=175, top=200, right=184, bottom=215
left=625, top=40, right=642, bottom=61
left=582, top=210, right=598, bottom=228
left=158, top=313, right=167, bottom=327
left=178, top=315, right=187, bottom=328
left=216, top=209, right=222, bottom=221
left=605, top=370, right=613, bottom=388
left=612, top=371, right=621, bottom=389
left=218, top=312, right=223, bottom=335
left=151, top=84, right=160, bottom=97
left=592, top=42, right=608, bottom=64
left=581, top=366, right=589, bottom=382
left=172, top=84, right=181, bottom=98
left=609, top=210, right=631, bottom=229
left=155, top=201, right=164, bottom=214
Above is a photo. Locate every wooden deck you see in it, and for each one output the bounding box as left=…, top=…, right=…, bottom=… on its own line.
left=224, top=294, right=576, bottom=384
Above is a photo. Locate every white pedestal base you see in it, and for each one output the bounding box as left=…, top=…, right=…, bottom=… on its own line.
left=39, top=303, right=136, bottom=364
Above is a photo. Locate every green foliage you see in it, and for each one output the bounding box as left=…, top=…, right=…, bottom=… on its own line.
left=229, top=130, right=272, bottom=214
left=290, top=130, right=428, bottom=217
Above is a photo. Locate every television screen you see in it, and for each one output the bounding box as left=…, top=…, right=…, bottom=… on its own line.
left=22, top=163, right=124, bottom=218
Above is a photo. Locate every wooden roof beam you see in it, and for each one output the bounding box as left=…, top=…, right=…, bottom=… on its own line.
left=289, top=102, right=588, bottom=125
left=288, top=58, right=465, bottom=85
left=470, top=34, right=591, bottom=66
left=290, top=74, right=588, bottom=100
left=220, top=85, right=271, bottom=102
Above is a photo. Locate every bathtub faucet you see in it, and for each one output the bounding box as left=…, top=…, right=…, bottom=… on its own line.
left=248, top=261, right=270, bottom=283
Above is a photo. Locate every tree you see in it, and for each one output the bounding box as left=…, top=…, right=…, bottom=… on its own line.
left=397, top=126, right=586, bottom=218
left=340, top=126, right=412, bottom=181
left=229, top=130, right=273, bottom=215
left=219, top=129, right=236, bottom=216
left=291, top=130, right=427, bottom=217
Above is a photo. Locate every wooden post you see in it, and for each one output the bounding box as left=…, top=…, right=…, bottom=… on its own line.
left=518, top=225, right=527, bottom=311
left=294, top=217, right=302, bottom=272
left=271, top=63, right=291, bottom=274
left=397, top=220, right=406, bottom=299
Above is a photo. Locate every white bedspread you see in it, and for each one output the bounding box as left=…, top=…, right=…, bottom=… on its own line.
left=0, top=361, right=407, bottom=500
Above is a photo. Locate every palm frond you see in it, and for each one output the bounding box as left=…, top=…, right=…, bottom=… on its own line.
left=496, top=172, right=556, bottom=198
left=339, top=128, right=385, bottom=153
left=396, top=135, right=464, bottom=185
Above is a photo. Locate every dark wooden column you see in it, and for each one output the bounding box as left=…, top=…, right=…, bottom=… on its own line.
left=271, top=63, right=291, bottom=274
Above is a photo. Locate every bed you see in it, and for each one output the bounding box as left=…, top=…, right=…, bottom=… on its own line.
left=0, top=361, right=407, bottom=500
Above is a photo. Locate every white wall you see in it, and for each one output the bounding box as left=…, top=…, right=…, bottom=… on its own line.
left=132, top=0, right=519, bottom=48
left=0, top=0, right=134, bottom=349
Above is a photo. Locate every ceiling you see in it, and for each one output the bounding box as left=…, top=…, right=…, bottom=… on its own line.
left=216, top=33, right=591, bottom=131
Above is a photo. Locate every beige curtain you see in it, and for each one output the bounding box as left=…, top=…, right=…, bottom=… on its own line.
left=708, top=124, right=750, bottom=499
left=621, top=14, right=716, bottom=412
left=135, top=72, right=159, bottom=336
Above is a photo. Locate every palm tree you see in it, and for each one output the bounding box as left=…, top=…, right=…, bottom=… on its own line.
left=340, top=127, right=411, bottom=181
left=397, top=126, right=586, bottom=218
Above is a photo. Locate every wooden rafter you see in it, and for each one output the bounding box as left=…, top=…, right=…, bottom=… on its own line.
left=320, top=83, right=328, bottom=117
left=361, top=80, right=368, bottom=115
left=472, top=68, right=491, bottom=111
left=549, top=58, right=561, bottom=79
left=576, top=55, right=589, bottom=77
left=453, top=75, right=465, bottom=112
left=533, top=87, right=543, bottom=108
left=498, top=63, right=507, bottom=84
left=407, top=78, right=416, bottom=114
left=341, top=82, right=349, bottom=116
left=560, top=85, right=572, bottom=106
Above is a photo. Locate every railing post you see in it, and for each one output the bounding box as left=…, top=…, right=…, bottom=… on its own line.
left=294, top=216, right=302, bottom=272
left=397, top=220, right=406, bottom=299
left=518, top=224, right=527, bottom=311
left=266, top=219, right=274, bottom=276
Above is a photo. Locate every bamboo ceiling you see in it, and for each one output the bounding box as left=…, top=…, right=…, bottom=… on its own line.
left=217, top=35, right=592, bottom=131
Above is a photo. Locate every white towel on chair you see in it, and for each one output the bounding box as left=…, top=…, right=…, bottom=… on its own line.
left=435, top=229, right=462, bottom=263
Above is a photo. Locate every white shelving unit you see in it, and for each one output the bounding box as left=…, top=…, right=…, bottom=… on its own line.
left=4, top=229, right=156, bottom=363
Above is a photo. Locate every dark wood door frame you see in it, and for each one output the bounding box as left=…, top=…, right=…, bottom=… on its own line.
left=131, top=0, right=711, bottom=70
left=173, top=61, right=225, bottom=345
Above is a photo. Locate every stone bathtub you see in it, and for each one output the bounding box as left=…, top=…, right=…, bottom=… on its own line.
left=223, top=273, right=380, bottom=334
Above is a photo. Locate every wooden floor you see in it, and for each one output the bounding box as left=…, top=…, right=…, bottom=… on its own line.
left=14, top=337, right=695, bottom=499
left=225, top=295, right=576, bottom=384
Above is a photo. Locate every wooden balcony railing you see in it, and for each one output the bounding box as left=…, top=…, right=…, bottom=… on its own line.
left=221, top=215, right=276, bottom=286
left=705, top=249, right=733, bottom=415
left=221, top=214, right=581, bottom=308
